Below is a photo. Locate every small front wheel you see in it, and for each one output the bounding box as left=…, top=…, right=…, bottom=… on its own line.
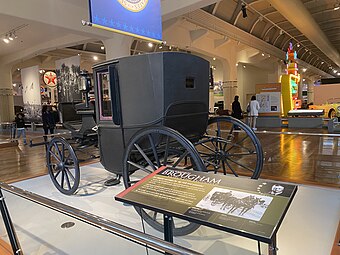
left=47, top=137, right=80, bottom=195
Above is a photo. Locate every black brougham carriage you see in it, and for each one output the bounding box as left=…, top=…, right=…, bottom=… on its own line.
left=46, top=52, right=263, bottom=236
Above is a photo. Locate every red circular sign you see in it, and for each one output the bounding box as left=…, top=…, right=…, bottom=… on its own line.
left=43, top=71, right=57, bottom=87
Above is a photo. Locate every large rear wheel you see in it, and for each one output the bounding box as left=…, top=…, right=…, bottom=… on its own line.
left=196, top=116, right=263, bottom=179
left=122, top=126, right=206, bottom=236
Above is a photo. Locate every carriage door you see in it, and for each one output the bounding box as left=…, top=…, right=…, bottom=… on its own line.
left=96, top=64, right=125, bottom=174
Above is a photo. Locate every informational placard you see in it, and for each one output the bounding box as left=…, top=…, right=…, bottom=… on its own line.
left=89, top=0, right=162, bottom=42
left=255, top=83, right=282, bottom=116
left=116, top=167, right=297, bottom=243
left=257, top=92, right=281, bottom=113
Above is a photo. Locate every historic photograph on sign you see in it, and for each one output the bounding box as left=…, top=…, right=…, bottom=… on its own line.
left=196, top=187, right=273, bottom=221
left=55, top=55, right=81, bottom=103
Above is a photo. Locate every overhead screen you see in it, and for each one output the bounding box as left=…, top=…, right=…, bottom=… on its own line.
left=89, top=0, right=162, bottom=42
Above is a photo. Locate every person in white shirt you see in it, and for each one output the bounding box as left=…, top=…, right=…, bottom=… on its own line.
left=247, top=95, right=260, bottom=130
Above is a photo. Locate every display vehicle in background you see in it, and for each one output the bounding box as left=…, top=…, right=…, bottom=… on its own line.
left=308, top=98, right=340, bottom=119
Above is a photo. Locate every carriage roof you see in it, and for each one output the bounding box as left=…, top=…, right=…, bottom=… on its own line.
left=93, top=52, right=210, bottom=131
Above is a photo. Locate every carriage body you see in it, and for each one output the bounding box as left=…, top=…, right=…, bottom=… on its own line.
left=93, top=52, right=210, bottom=175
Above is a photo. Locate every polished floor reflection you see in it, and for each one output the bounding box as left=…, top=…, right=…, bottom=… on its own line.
left=256, top=129, right=340, bottom=188
left=0, top=128, right=339, bottom=188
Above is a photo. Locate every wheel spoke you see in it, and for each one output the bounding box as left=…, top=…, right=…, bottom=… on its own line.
left=163, top=136, right=170, bottom=166
left=53, top=169, right=62, bottom=178
left=65, top=168, right=76, bottom=182
left=64, top=171, right=72, bottom=190
left=49, top=149, right=60, bottom=162
left=133, top=143, right=156, bottom=171
left=173, top=151, right=189, bottom=167
left=223, top=159, right=239, bottom=177
left=148, top=134, right=160, bottom=168
left=152, top=211, right=158, bottom=220
left=61, top=170, right=65, bottom=189
left=127, top=160, right=153, bottom=174
left=54, top=143, right=62, bottom=161
left=199, top=142, right=217, bottom=153
left=61, top=143, right=65, bottom=161
left=227, top=157, right=255, bottom=173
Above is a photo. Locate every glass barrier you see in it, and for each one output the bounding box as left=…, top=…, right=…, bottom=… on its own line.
left=0, top=183, right=202, bottom=255
left=0, top=123, right=15, bottom=141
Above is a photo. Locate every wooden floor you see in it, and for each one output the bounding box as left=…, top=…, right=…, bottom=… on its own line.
left=0, top=128, right=339, bottom=188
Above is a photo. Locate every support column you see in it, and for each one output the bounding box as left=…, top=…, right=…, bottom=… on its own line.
left=0, top=65, right=14, bottom=122
left=307, top=80, right=314, bottom=104
left=221, top=58, right=238, bottom=110
left=103, top=34, right=133, bottom=60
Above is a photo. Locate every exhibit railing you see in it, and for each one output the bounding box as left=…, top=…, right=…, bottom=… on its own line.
left=0, top=182, right=202, bottom=255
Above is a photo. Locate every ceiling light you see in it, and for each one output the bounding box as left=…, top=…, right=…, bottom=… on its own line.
left=213, top=57, right=216, bottom=61
left=302, top=68, right=307, bottom=72
left=148, top=42, right=153, bottom=48
left=243, top=65, right=246, bottom=68
left=8, top=34, right=14, bottom=41
left=261, top=53, right=265, bottom=56
left=159, top=45, right=163, bottom=49
left=3, top=38, right=9, bottom=43
left=333, top=70, right=338, bottom=73
left=337, top=73, right=340, bottom=76
left=334, top=2, right=340, bottom=10
left=100, top=46, right=105, bottom=50
left=93, top=56, right=98, bottom=61
left=13, top=83, right=16, bottom=87
left=321, top=61, right=324, bottom=64
left=297, top=43, right=300, bottom=47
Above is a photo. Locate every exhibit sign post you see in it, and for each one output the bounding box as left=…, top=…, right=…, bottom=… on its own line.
left=116, top=167, right=297, bottom=254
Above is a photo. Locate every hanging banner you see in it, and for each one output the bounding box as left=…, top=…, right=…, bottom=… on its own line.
left=88, top=0, right=162, bottom=42
left=55, top=55, right=81, bottom=103
left=21, top=65, right=42, bottom=121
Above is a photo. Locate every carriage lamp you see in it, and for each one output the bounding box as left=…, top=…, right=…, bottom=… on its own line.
left=78, top=70, right=92, bottom=108
left=78, top=70, right=91, bottom=92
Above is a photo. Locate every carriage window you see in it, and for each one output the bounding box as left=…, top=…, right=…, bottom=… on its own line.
left=186, top=77, right=195, bottom=88
left=98, top=72, right=112, bottom=119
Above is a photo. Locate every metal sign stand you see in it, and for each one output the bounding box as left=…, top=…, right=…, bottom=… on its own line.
left=0, top=189, right=22, bottom=254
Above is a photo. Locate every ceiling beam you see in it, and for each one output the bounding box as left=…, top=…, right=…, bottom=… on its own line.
left=267, top=0, right=340, bottom=67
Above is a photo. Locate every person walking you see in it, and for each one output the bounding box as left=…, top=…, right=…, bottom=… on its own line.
left=42, top=105, right=56, bottom=136
left=231, top=95, right=243, bottom=120
left=14, top=113, right=27, bottom=145
left=247, top=95, right=260, bottom=130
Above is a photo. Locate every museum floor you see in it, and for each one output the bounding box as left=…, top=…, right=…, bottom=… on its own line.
left=0, top=127, right=339, bottom=188
left=0, top=127, right=339, bottom=254
left=0, top=162, right=338, bottom=255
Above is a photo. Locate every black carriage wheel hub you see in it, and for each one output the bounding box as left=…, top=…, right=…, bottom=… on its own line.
left=215, top=150, right=229, bottom=161
left=57, top=162, right=65, bottom=170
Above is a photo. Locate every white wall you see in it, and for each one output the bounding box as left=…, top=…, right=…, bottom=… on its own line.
left=237, top=63, right=269, bottom=109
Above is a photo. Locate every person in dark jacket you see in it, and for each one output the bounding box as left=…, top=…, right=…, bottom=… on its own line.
left=42, top=105, right=56, bottom=135
left=231, top=95, right=243, bottom=120
left=15, top=113, right=27, bottom=145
